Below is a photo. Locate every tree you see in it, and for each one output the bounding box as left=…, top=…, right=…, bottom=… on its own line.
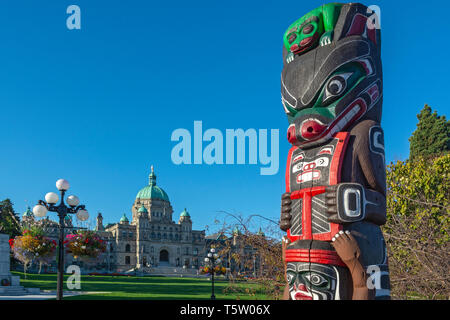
left=211, top=212, right=285, bottom=299
left=383, top=154, right=449, bottom=299
left=0, top=199, right=21, bottom=238
left=409, top=104, right=450, bottom=160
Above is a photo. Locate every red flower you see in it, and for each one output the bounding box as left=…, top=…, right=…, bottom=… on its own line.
left=8, top=239, right=14, bottom=248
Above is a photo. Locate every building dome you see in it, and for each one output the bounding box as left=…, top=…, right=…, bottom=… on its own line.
left=120, top=213, right=129, bottom=223
left=138, top=205, right=148, bottom=213
left=136, top=166, right=170, bottom=202
left=22, top=206, right=33, bottom=218
left=180, top=208, right=190, bottom=217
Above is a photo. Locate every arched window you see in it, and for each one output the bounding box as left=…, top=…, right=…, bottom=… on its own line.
left=125, top=244, right=131, bottom=252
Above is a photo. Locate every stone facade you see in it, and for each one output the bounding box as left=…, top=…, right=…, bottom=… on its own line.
left=102, top=168, right=207, bottom=272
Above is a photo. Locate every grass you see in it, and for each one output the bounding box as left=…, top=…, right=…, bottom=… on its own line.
left=11, top=271, right=269, bottom=300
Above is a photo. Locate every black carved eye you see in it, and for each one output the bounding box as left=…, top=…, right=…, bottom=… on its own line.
left=327, top=77, right=345, bottom=95
left=287, top=271, right=296, bottom=285
left=288, top=33, right=297, bottom=44
left=322, top=72, right=353, bottom=104
left=306, top=273, right=328, bottom=287
left=302, top=24, right=314, bottom=35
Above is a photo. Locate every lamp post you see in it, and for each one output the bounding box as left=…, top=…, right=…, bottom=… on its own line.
left=33, top=179, right=89, bottom=300
left=204, top=248, right=221, bottom=300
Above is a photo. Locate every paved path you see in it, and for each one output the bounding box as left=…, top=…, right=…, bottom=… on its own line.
left=0, top=291, right=107, bottom=300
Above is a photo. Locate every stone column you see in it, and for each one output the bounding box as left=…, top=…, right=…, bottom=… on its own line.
left=0, top=233, right=19, bottom=286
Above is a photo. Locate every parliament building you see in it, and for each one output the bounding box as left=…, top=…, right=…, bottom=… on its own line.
left=21, top=167, right=207, bottom=275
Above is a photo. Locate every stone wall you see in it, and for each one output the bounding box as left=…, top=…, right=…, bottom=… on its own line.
left=0, top=234, right=11, bottom=278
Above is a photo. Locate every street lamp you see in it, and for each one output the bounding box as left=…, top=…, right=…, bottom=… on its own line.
left=204, top=248, right=221, bottom=300
left=33, top=179, right=89, bottom=300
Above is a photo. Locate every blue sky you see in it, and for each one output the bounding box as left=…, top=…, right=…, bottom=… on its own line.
left=0, top=0, right=448, bottom=233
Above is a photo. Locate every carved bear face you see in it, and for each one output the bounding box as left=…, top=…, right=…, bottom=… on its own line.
left=281, top=3, right=382, bottom=148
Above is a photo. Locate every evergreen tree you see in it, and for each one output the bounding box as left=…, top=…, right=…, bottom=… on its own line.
left=409, top=104, right=450, bottom=160
left=0, top=199, right=21, bottom=238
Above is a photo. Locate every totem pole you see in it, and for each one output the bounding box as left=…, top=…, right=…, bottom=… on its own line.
left=279, top=3, right=390, bottom=300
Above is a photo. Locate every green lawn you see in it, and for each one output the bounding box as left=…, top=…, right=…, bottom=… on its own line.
left=11, top=271, right=269, bottom=300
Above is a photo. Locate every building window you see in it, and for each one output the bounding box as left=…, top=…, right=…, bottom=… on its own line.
left=193, top=248, right=198, bottom=255
left=125, top=256, right=130, bottom=265
left=125, top=244, right=131, bottom=252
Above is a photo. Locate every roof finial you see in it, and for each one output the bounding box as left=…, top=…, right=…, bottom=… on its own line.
left=149, top=165, right=157, bottom=185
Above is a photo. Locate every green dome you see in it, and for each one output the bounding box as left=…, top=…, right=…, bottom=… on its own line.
left=136, top=166, right=170, bottom=202
left=22, top=206, right=33, bottom=218
left=180, top=208, right=190, bottom=217
left=138, top=205, right=148, bottom=213
left=120, top=213, right=129, bottom=223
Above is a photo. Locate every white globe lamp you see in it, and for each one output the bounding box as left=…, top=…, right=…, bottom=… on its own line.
left=45, top=192, right=59, bottom=204
left=33, top=205, right=48, bottom=218
left=56, top=179, right=70, bottom=191
left=67, top=195, right=80, bottom=207
left=76, top=209, right=89, bottom=221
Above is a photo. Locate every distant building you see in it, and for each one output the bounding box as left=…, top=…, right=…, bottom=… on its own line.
left=19, top=167, right=207, bottom=274
left=102, top=166, right=206, bottom=272
left=18, top=167, right=263, bottom=276
left=205, top=226, right=264, bottom=277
